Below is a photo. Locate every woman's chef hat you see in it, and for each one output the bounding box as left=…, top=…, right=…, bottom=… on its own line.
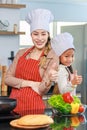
left=51, top=32, right=75, bottom=56
left=25, top=8, right=54, bottom=33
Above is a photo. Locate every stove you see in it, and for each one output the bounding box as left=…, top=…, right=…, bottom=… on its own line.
left=0, top=111, right=20, bottom=120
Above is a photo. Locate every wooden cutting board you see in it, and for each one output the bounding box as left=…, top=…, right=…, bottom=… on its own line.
left=10, top=119, right=49, bottom=129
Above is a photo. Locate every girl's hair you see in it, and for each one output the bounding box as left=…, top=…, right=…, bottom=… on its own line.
left=39, top=36, right=51, bottom=67
left=67, top=66, right=73, bottom=73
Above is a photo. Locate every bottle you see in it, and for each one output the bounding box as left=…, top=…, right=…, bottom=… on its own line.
left=1, top=66, right=8, bottom=92
left=0, top=65, right=2, bottom=93
left=13, top=24, right=18, bottom=34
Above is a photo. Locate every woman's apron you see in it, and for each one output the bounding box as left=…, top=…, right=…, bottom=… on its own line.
left=9, top=47, right=45, bottom=115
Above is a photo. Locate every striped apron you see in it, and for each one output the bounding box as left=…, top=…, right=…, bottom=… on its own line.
left=9, top=47, right=45, bottom=115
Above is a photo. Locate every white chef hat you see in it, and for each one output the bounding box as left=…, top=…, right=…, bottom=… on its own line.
left=51, top=32, right=75, bottom=56
left=25, top=8, right=54, bottom=33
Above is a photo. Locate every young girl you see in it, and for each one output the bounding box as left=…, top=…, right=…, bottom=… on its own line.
left=51, top=32, right=82, bottom=95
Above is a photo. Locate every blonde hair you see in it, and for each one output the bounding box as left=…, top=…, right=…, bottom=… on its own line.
left=39, top=36, right=51, bottom=67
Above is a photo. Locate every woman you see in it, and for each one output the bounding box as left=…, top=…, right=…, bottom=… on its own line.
left=5, top=8, right=59, bottom=115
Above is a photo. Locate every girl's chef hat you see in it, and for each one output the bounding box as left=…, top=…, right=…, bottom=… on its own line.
left=25, top=8, right=54, bottom=33
left=51, top=32, right=75, bottom=56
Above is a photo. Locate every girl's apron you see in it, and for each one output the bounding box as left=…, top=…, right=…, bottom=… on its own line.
left=9, top=47, right=45, bottom=115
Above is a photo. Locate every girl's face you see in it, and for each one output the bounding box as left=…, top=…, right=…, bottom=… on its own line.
left=60, top=49, right=75, bottom=67
left=31, top=29, right=49, bottom=50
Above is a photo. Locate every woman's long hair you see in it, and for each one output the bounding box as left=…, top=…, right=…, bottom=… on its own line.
left=39, top=36, right=51, bottom=67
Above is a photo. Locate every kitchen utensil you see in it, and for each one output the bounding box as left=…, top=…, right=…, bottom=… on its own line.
left=0, top=20, right=9, bottom=31
left=0, top=96, right=17, bottom=113
left=0, top=111, right=20, bottom=120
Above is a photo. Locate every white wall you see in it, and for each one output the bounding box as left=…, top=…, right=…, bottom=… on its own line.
left=20, top=0, right=87, bottom=22
left=0, top=8, right=20, bottom=66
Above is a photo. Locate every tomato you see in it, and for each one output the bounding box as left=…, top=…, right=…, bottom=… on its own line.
left=63, top=126, right=74, bottom=130
left=78, top=105, right=85, bottom=113
left=78, top=115, right=85, bottom=123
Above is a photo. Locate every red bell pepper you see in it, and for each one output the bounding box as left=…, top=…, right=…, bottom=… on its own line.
left=63, top=126, right=74, bottom=130
left=62, top=92, right=74, bottom=104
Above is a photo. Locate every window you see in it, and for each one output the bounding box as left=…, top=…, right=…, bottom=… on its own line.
left=19, top=21, right=33, bottom=49
left=19, top=20, right=53, bottom=48
left=57, top=22, right=87, bottom=34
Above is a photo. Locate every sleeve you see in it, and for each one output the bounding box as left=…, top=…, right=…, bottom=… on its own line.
left=5, top=49, right=27, bottom=89
left=57, top=66, right=75, bottom=94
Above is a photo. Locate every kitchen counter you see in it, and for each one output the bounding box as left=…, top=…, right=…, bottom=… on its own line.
left=0, top=108, right=87, bottom=130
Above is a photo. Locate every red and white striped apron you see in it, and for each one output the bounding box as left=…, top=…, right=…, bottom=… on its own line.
left=9, top=47, right=45, bottom=115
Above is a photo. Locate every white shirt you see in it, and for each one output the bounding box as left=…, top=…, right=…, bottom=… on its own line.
left=57, top=64, right=76, bottom=95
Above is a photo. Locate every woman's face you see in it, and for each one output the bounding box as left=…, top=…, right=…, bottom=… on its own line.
left=60, top=49, right=75, bottom=67
left=31, top=29, right=49, bottom=50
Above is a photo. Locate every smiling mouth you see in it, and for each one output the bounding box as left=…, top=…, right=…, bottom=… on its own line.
left=36, top=41, right=44, bottom=45
left=37, top=43, right=43, bottom=45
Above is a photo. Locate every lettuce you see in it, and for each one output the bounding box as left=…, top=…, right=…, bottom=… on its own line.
left=48, top=94, right=72, bottom=114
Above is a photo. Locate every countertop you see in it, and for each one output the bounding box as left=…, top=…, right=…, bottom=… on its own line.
left=0, top=108, right=87, bottom=130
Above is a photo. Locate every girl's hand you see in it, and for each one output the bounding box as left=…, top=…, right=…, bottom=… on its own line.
left=71, top=70, right=83, bottom=86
